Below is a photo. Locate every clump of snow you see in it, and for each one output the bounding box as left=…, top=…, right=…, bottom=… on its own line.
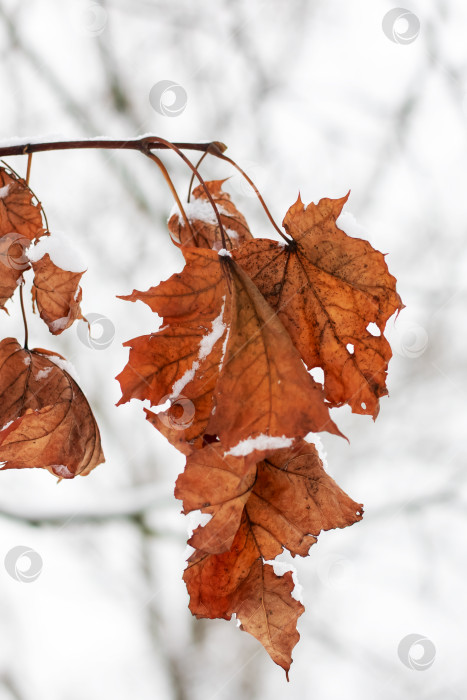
left=304, top=432, right=328, bottom=470
left=170, top=304, right=226, bottom=398
left=0, top=184, right=11, bottom=199
left=171, top=364, right=198, bottom=398
left=35, top=367, right=53, bottom=381
left=52, top=464, right=74, bottom=479
left=49, top=313, right=72, bottom=333
left=218, top=248, right=232, bottom=258
left=346, top=343, right=354, bottom=354
left=226, top=434, right=294, bottom=457
left=28, top=231, right=86, bottom=272
left=45, top=355, right=80, bottom=382
left=1, top=420, right=14, bottom=431
left=264, top=559, right=303, bottom=603
left=23, top=356, right=31, bottom=366
left=169, top=199, right=228, bottom=227
left=336, top=211, right=368, bottom=239
left=198, top=301, right=225, bottom=360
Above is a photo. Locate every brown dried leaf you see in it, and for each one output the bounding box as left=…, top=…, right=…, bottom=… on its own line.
left=31, top=252, right=85, bottom=334
left=177, top=440, right=363, bottom=557
left=234, top=194, right=403, bottom=417
left=184, top=513, right=304, bottom=675
left=168, top=179, right=252, bottom=250
left=117, top=248, right=341, bottom=455
left=0, top=338, right=104, bottom=478
left=0, top=167, right=44, bottom=310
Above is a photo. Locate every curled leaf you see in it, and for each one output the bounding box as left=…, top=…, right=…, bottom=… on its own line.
left=0, top=338, right=104, bottom=478
left=31, top=252, right=85, bottom=334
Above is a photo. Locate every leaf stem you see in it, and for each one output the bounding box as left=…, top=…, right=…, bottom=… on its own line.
left=144, top=151, right=194, bottom=246
left=187, top=151, right=208, bottom=202
left=216, top=151, right=291, bottom=242
left=19, top=283, right=28, bottom=350
left=141, top=137, right=228, bottom=249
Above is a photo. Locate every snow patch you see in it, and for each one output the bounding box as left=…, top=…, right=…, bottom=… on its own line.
left=226, top=434, right=294, bottom=457
left=35, top=367, right=53, bottom=380
left=52, top=464, right=74, bottom=479
left=304, top=432, right=328, bottom=470
left=218, top=248, right=232, bottom=258
left=46, top=355, right=80, bottom=382
left=1, top=420, right=14, bottom=431
left=264, top=559, right=304, bottom=603
left=170, top=199, right=228, bottom=227
left=198, top=301, right=226, bottom=360
left=336, top=211, right=368, bottom=239
left=49, top=313, right=72, bottom=333
left=28, top=231, right=86, bottom=272
left=170, top=303, right=226, bottom=397
left=0, top=184, right=10, bottom=199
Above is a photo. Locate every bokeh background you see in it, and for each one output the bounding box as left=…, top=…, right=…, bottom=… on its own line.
left=0, top=1, right=466, bottom=698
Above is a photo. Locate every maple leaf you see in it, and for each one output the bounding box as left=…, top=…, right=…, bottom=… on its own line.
left=0, top=338, right=104, bottom=478
left=176, top=439, right=363, bottom=557
left=31, top=252, right=85, bottom=334
left=117, top=248, right=341, bottom=454
left=184, top=513, right=304, bottom=676
left=233, top=194, right=404, bottom=418
left=180, top=440, right=362, bottom=673
left=0, top=167, right=45, bottom=310
left=168, top=179, right=253, bottom=250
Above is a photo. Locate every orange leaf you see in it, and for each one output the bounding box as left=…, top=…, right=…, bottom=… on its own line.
left=184, top=513, right=304, bottom=675
left=0, top=167, right=45, bottom=310
left=0, top=338, right=104, bottom=478
left=233, top=194, right=404, bottom=417
left=31, top=252, right=85, bottom=334
left=177, top=439, right=362, bottom=557
left=168, top=179, right=252, bottom=250
left=118, top=248, right=341, bottom=454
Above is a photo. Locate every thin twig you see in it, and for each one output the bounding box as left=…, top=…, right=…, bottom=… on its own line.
left=0, top=137, right=227, bottom=158
left=145, top=151, right=194, bottom=243
left=216, top=151, right=290, bottom=242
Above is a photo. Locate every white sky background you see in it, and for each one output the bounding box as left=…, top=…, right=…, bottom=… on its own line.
left=0, top=0, right=466, bottom=698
